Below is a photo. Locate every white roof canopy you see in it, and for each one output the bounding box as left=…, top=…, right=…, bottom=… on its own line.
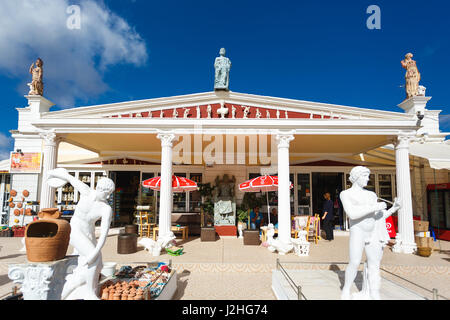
left=409, top=142, right=450, bottom=170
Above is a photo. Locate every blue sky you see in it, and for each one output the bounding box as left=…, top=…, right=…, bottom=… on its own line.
left=0, top=0, right=449, bottom=157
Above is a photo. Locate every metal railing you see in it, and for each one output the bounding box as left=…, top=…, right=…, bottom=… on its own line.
left=276, top=259, right=306, bottom=300
left=275, top=260, right=446, bottom=300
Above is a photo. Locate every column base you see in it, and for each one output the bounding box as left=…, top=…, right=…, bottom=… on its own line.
left=392, top=241, right=417, bottom=254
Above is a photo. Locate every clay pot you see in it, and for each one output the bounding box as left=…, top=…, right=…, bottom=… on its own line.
left=14, top=209, right=20, bottom=216
left=22, top=190, right=29, bottom=197
left=38, top=208, right=61, bottom=219
left=25, top=209, right=71, bottom=262
left=10, top=190, right=17, bottom=197
left=17, top=202, right=23, bottom=209
left=9, top=203, right=15, bottom=208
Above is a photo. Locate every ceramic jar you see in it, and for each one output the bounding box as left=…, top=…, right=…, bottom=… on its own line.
left=25, top=208, right=71, bottom=262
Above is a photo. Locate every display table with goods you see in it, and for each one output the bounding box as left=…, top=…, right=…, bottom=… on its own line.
left=99, top=263, right=177, bottom=300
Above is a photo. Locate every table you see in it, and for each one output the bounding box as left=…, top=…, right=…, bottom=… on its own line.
left=153, top=226, right=189, bottom=241
left=260, top=228, right=296, bottom=242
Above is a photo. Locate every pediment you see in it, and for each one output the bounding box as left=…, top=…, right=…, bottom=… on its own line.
left=42, top=91, right=412, bottom=121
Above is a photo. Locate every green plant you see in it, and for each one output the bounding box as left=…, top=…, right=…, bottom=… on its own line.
left=198, top=183, right=214, bottom=198
left=237, top=208, right=248, bottom=223
left=241, top=192, right=264, bottom=212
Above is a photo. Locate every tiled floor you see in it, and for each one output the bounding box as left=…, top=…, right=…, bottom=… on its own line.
left=0, top=231, right=449, bottom=300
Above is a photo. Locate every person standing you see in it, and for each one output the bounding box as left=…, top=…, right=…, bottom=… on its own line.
left=321, top=192, right=334, bottom=241
left=269, top=207, right=278, bottom=229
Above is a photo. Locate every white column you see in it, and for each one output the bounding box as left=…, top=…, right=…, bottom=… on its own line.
left=393, top=135, right=417, bottom=254
left=157, top=132, right=175, bottom=238
left=39, top=131, right=60, bottom=209
left=276, top=132, right=294, bottom=244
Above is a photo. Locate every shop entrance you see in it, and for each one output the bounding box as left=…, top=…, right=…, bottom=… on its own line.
left=312, top=172, right=344, bottom=227
left=109, top=171, right=140, bottom=227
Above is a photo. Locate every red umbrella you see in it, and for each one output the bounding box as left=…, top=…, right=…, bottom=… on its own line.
left=239, top=175, right=293, bottom=225
left=142, top=175, right=198, bottom=193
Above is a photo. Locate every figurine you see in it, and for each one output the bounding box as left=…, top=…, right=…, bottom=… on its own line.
left=266, top=224, right=294, bottom=255
left=173, top=109, right=178, bottom=118
left=48, top=168, right=115, bottom=300
left=231, top=106, right=236, bottom=119
left=401, top=53, right=421, bottom=99
left=255, top=108, right=262, bottom=119
left=340, top=166, right=401, bottom=300
left=243, top=106, right=250, bottom=119
left=28, top=58, right=44, bottom=96
left=196, top=106, right=201, bottom=119
left=214, top=48, right=232, bottom=91
left=207, top=105, right=212, bottom=118
left=276, top=109, right=280, bottom=119
left=266, top=110, right=270, bottom=119
left=160, top=110, right=164, bottom=118
left=183, top=108, right=190, bottom=119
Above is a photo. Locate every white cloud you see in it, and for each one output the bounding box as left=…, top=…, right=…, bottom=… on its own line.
left=0, top=0, right=148, bottom=107
left=0, top=132, right=12, bottom=160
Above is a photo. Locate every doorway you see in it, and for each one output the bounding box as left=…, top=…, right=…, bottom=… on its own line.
left=312, top=172, right=344, bottom=227
left=109, top=171, right=140, bottom=227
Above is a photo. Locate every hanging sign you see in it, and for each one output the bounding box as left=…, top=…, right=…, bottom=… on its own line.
left=9, top=152, right=42, bottom=173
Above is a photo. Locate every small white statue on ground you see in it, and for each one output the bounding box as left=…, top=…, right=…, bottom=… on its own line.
left=47, top=168, right=115, bottom=300
left=138, top=232, right=176, bottom=257
left=340, top=166, right=401, bottom=300
left=266, top=224, right=294, bottom=255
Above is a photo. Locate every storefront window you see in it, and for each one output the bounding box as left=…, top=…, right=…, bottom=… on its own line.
left=189, top=173, right=202, bottom=212
left=297, top=173, right=311, bottom=215
left=173, top=172, right=187, bottom=212
left=378, top=174, right=393, bottom=203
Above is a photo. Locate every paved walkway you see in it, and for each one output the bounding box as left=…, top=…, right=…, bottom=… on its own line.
left=1, top=230, right=449, bottom=300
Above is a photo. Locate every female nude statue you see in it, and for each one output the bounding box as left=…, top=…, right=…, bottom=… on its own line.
left=48, top=168, right=115, bottom=300
left=340, top=166, right=401, bottom=300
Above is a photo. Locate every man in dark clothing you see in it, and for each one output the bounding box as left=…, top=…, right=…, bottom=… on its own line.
left=321, top=192, right=334, bottom=241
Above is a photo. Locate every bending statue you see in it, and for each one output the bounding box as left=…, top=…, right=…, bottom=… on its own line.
left=266, top=224, right=294, bottom=255
left=28, top=58, right=44, bottom=96
left=340, top=166, right=401, bottom=300
left=401, top=53, right=421, bottom=99
left=138, top=232, right=176, bottom=256
left=47, top=168, right=115, bottom=300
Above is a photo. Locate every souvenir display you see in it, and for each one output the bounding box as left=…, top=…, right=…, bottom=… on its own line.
left=100, top=263, right=173, bottom=300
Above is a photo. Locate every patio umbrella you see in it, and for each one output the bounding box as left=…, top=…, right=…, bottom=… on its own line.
left=142, top=175, right=198, bottom=193
left=239, top=175, right=293, bottom=225
left=142, top=175, right=199, bottom=218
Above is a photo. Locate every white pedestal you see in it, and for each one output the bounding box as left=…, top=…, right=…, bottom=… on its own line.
left=8, top=256, right=78, bottom=300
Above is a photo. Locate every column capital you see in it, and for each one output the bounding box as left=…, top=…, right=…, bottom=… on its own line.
left=395, top=134, right=413, bottom=150
left=275, top=132, right=295, bottom=148
left=39, top=130, right=62, bottom=147
left=157, top=131, right=176, bottom=148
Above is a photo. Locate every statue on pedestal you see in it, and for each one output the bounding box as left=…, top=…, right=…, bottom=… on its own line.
left=47, top=168, right=115, bottom=300
left=214, top=48, right=231, bottom=91
left=213, top=174, right=236, bottom=226
left=401, top=53, right=421, bottom=99
left=28, top=58, right=44, bottom=96
left=340, top=166, right=401, bottom=300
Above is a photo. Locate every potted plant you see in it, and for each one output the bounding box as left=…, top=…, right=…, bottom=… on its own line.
left=198, top=183, right=215, bottom=227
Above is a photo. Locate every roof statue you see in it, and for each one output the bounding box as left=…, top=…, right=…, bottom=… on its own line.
left=401, top=53, right=421, bottom=99
left=28, top=58, right=44, bottom=96
left=214, top=48, right=231, bottom=91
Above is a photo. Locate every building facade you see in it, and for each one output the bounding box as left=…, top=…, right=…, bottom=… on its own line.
left=5, top=89, right=450, bottom=253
